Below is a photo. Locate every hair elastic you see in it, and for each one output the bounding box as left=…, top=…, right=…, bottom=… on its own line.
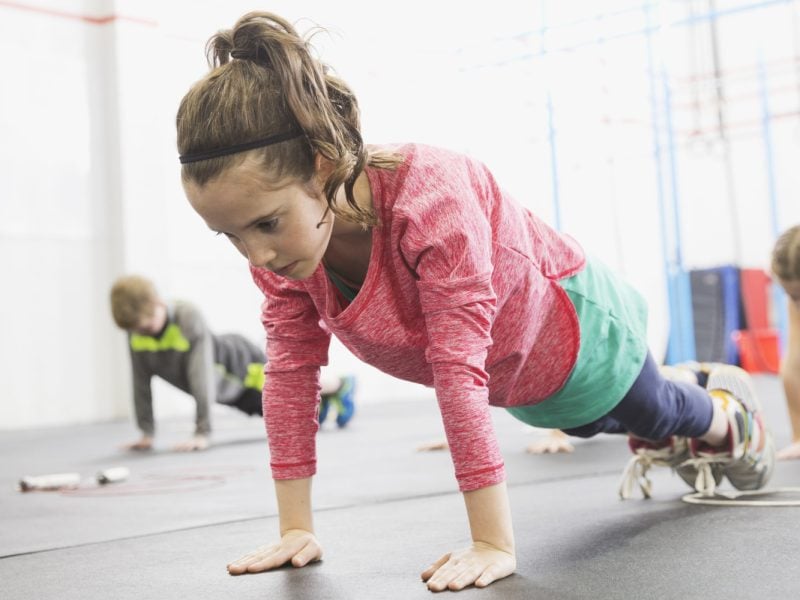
left=179, top=129, right=303, bottom=164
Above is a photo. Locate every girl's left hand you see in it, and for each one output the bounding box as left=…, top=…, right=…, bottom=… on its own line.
left=421, top=541, right=516, bottom=591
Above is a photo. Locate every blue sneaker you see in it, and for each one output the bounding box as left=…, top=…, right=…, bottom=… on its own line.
left=333, top=375, right=357, bottom=427
left=318, top=396, right=331, bottom=424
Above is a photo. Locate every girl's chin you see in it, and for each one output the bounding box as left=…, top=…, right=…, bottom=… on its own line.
left=283, top=261, right=315, bottom=280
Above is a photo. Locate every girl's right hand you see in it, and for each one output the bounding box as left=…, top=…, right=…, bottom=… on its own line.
left=227, top=529, right=322, bottom=575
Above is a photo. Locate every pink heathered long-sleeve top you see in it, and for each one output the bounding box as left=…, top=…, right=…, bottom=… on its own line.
left=251, top=144, right=585, bottom=492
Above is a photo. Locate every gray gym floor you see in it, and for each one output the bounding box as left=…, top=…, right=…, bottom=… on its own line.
left=2, top=375, right=799, bottom=599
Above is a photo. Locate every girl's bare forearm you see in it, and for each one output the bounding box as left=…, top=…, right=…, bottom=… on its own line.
left=463, top=481, right=515, bottom=553
left=275, top=477, right=314, bottom=535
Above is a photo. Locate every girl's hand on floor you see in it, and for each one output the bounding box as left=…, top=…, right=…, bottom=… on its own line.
left=776, top=441, right=800, bottom=460
left=172, top=435, right=209, bottom=452
left=227, top=529, right=322, bottom=575
left=416, top=439, right=449, bottom=452
left=526, top=429, right=574, bottom=455
left=421, top=541, right=516, bottom=591
left=121, top=436, right=153, bottom=451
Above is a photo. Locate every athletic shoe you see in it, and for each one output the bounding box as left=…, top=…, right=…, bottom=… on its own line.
left=318, top=395, right=331, bottom=425
left=687, top=365, right=775, bottom=493
left=318, top=375, right=357, bottom=427
left=620, top=436, right=694, bottom=499
left=657, top=363, right=725, bottom=493
left=333, top=375, right=356, bottom=428
left=659, top=364, right=699, bottom=386
left=660, top=361, right=723, bottom=388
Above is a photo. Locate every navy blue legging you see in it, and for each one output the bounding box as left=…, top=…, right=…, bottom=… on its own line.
left=562, top=352, right=713, bottom=441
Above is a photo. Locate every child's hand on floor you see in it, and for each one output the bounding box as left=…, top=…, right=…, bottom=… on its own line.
left=227, top=529, right=322, bottom=574
left=416, top=439, right=449, bottom=451
left=421, top=541, right=516, bottom=591
left=777, top=441, right=800, bottom=460
left=121, top=435, right=153, bottom=451
left=173, top=434, right=209, bottom=452
left=525, top=429, right=574, bottom=455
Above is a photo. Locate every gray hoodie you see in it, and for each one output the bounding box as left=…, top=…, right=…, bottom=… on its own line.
left=128, top=301, right=265, bottom=436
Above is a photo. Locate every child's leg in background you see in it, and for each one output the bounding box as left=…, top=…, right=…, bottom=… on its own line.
left=214, top=333, right=266, bottom=416
left=231, top=359, right=267, bottom=416
left=320, top=372, right=344, bottom=396
left=319, top=372, right=357, bottom=428
left=232, top=387, right=263, bottom=416
left=230, top=369, right=358, bottom=425
left=233, top=337, right=268, bottom=416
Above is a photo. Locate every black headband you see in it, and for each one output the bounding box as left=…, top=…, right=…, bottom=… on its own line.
left=179, top=129, right=303, bottom=164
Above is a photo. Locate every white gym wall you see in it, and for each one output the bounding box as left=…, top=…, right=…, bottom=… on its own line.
left=1, top=0, right=799, bottom=429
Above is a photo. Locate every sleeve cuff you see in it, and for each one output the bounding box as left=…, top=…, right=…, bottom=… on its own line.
left=456, top=463, right=506, bottom=492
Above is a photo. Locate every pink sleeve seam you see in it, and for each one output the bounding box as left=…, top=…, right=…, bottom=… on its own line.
left=271, top=460, right=317, bottom=469
left=456, top=463, right=505, bottom=480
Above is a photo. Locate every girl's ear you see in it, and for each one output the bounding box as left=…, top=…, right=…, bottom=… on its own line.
left=313, top=153, right=335, bottom=180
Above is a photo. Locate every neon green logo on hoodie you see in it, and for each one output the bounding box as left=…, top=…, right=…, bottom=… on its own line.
left=130, top=324, right=190, bottom=352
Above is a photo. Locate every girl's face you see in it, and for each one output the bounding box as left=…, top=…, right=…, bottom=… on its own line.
left=184, top=161, right=333, bottom=280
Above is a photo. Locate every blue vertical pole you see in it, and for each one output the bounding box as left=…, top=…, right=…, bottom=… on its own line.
left=541, top=1, right=562, bottom=231
left=662, top=64, right=696, bottom=363
left=546, top=92, right=562, bottom=231
left=757, top=53, right=789, bottom=351
left=644, top=1, right=695, bottom=363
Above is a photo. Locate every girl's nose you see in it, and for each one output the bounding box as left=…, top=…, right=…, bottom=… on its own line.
left=245, top=243, right=277, bottom=270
